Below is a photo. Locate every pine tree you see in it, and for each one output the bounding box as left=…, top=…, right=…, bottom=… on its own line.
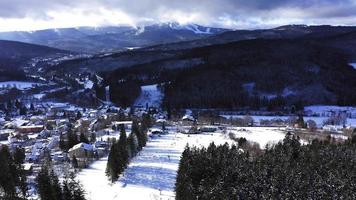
left=132, top=120, right=147, bottom=150
left=175, top=146, right=195, bottom=200
left=36, top=165, right=53, bottom=200
left=72, top=155, right=79, bottom=169
left=127, top=132, right=138, bottom=158
left=90, top=132, right=96, bottom=143
left=79, top=133, right=89, bottom=144
left=13, top=147, right=27, bottom=198
left=0, top=146, right=18, bottom=199
left=106, top=125, right=129, bottom=183
left=50, top=170, right=62, bottom=200
left=117, top=125, right=129, bottom=173
left=68, top=173, right=86, bottom=200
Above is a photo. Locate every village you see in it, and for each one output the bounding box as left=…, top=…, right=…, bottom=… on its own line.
left=0, top=93, right=356, bottom=199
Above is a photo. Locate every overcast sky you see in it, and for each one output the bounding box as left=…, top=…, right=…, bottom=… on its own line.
left=0, top=0, right=356, bottom=32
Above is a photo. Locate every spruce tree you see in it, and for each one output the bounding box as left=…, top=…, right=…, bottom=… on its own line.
left=79, top=133, right=89, bottom=144
left=36, top=165, right=53, bottom=200
left=0, top=146, right=18, bottom=199
left=106, top=142, right=120, bottom=182
left=68, top=173, right=86, bottom=200
left=117, top=125, right=129, bottom=174
left=127, top=132, right=138, bottom=158
left=50, top=170, right=62, bottom=200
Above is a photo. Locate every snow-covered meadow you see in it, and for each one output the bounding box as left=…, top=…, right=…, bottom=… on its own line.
left=77, top=127, right=286, bottom=200
left=0, top=81, right=41, bottom=90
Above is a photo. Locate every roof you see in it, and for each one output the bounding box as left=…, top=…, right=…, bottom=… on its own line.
left=69, top=142, right=94, bottom=152
left=112, top=121, right=133, bottom=125
left=182, top=115, right=194, bottom=121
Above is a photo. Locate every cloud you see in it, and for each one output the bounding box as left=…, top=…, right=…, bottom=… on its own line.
left=0, top=0, right=356, bottom=31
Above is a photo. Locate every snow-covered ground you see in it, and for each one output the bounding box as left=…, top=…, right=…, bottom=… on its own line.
left=134, top=84, right=163, bottom=108
left=0, top=81, right=41, bottom=90
left=221, top=115, right=356, bottom=128
left=304, top=105, right=356, bottom=117
left=228, top=127, right=286, bottom=148
left=77, top=127, right=286, bottom=200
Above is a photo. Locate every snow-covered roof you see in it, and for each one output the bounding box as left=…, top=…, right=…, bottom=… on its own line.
left=69, top=143, right=94, bottom=152
left=156, top=119, right=167, bottom=123
left=112, top=121, right=133, bottom=125
left=182, top=115, right=194, bottom=121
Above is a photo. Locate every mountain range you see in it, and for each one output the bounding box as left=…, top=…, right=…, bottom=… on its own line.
left=1, top=24, right=356, bottom=109
left=0, top=23, right=229, bottom=53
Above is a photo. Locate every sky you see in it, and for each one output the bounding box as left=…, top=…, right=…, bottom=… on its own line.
left=0, top=0, right=356, bottom=32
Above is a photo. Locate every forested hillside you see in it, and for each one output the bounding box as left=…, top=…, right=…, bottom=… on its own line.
left=176, top=134, right=356, bottom=200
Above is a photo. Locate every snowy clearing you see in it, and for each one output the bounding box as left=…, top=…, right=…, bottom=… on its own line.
left=134, top=84, right=163, bottom=108
left=0, top=81, right=41, bottom=90
left=228, top=127, right=286, bottom=148
left=77, top=127, right=286, bottom=200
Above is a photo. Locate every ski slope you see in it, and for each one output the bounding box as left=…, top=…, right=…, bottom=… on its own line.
left=77, top=127, right=286, bottom=200
left=134, top=84, right=163, bottom=108
left=77, top=128, right=233, bottom=200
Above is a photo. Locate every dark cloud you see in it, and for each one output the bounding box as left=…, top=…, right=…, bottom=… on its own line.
left=0, top=0, right=355, bottom=30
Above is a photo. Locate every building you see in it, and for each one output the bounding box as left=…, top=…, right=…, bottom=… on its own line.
left=68, top=143, right=95, bottom=168
left=17, top=125, right=44, bottom=134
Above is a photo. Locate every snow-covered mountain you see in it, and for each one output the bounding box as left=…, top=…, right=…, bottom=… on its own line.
left=0, top=23, right=229, bottom=53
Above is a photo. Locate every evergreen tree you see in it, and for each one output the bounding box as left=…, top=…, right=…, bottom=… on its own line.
left=36, top=165, right=53, bottom=200
left=127, top=132, right=138, bottom=158
left=106, top=125, right=129, bottom=183
left=19, top=106, right=27, bottom=116
left=79, top=133, right=89, bottom=144
left=0, top=146, right=18, bottom=199
left=76, top=111, right=82, bottom=120
left=72, top=156, right=79, bottom=169
left=68, top=173, right=86, bottom=200
left=49, top=170, right=62, bottom=200
left=117, top=125, right=129, bottom=173
left=106, top=142, right=120, bottom=182
left=90, top=133, right=96, bottom=143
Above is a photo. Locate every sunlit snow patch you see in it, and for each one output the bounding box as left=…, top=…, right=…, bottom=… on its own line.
left=134, top=84, right=163, bottom=108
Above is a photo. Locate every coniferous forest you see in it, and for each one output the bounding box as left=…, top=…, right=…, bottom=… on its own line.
left=175, top=134, right=356, bottom=200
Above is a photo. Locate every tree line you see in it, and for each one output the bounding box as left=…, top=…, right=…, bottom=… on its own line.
left=176, top=134, right=356, bottom=200
left=106, top=114, right=152, bottom=182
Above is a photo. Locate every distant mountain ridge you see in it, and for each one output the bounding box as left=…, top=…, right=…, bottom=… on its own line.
left=0, top=40, right=67, bottom=81
left=0, top=23, right=229, bottom=53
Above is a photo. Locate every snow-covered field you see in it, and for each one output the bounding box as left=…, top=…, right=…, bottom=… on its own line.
left=134, top=84, right=163, bottom=108
left=228, top=127, right=286, bottom=148
left=221, top=115, right=356, bottom=127
left=0, top=81, right=41, bottom=90
left=77, top=127, right=286, bottom=200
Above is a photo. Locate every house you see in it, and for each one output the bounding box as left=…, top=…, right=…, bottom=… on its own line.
left=17, top=125, right=44, bottom=134
left=0, top=129, right=12, bottom=141
left=112, top=121, right=133, bottom=131
left=68, top=143, right=95, bottom=168
left=198, top=126, right=217, bottom=132
left=22, top=163, right=33, bottom=175
left=322, top=125, right=344, bottom=133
